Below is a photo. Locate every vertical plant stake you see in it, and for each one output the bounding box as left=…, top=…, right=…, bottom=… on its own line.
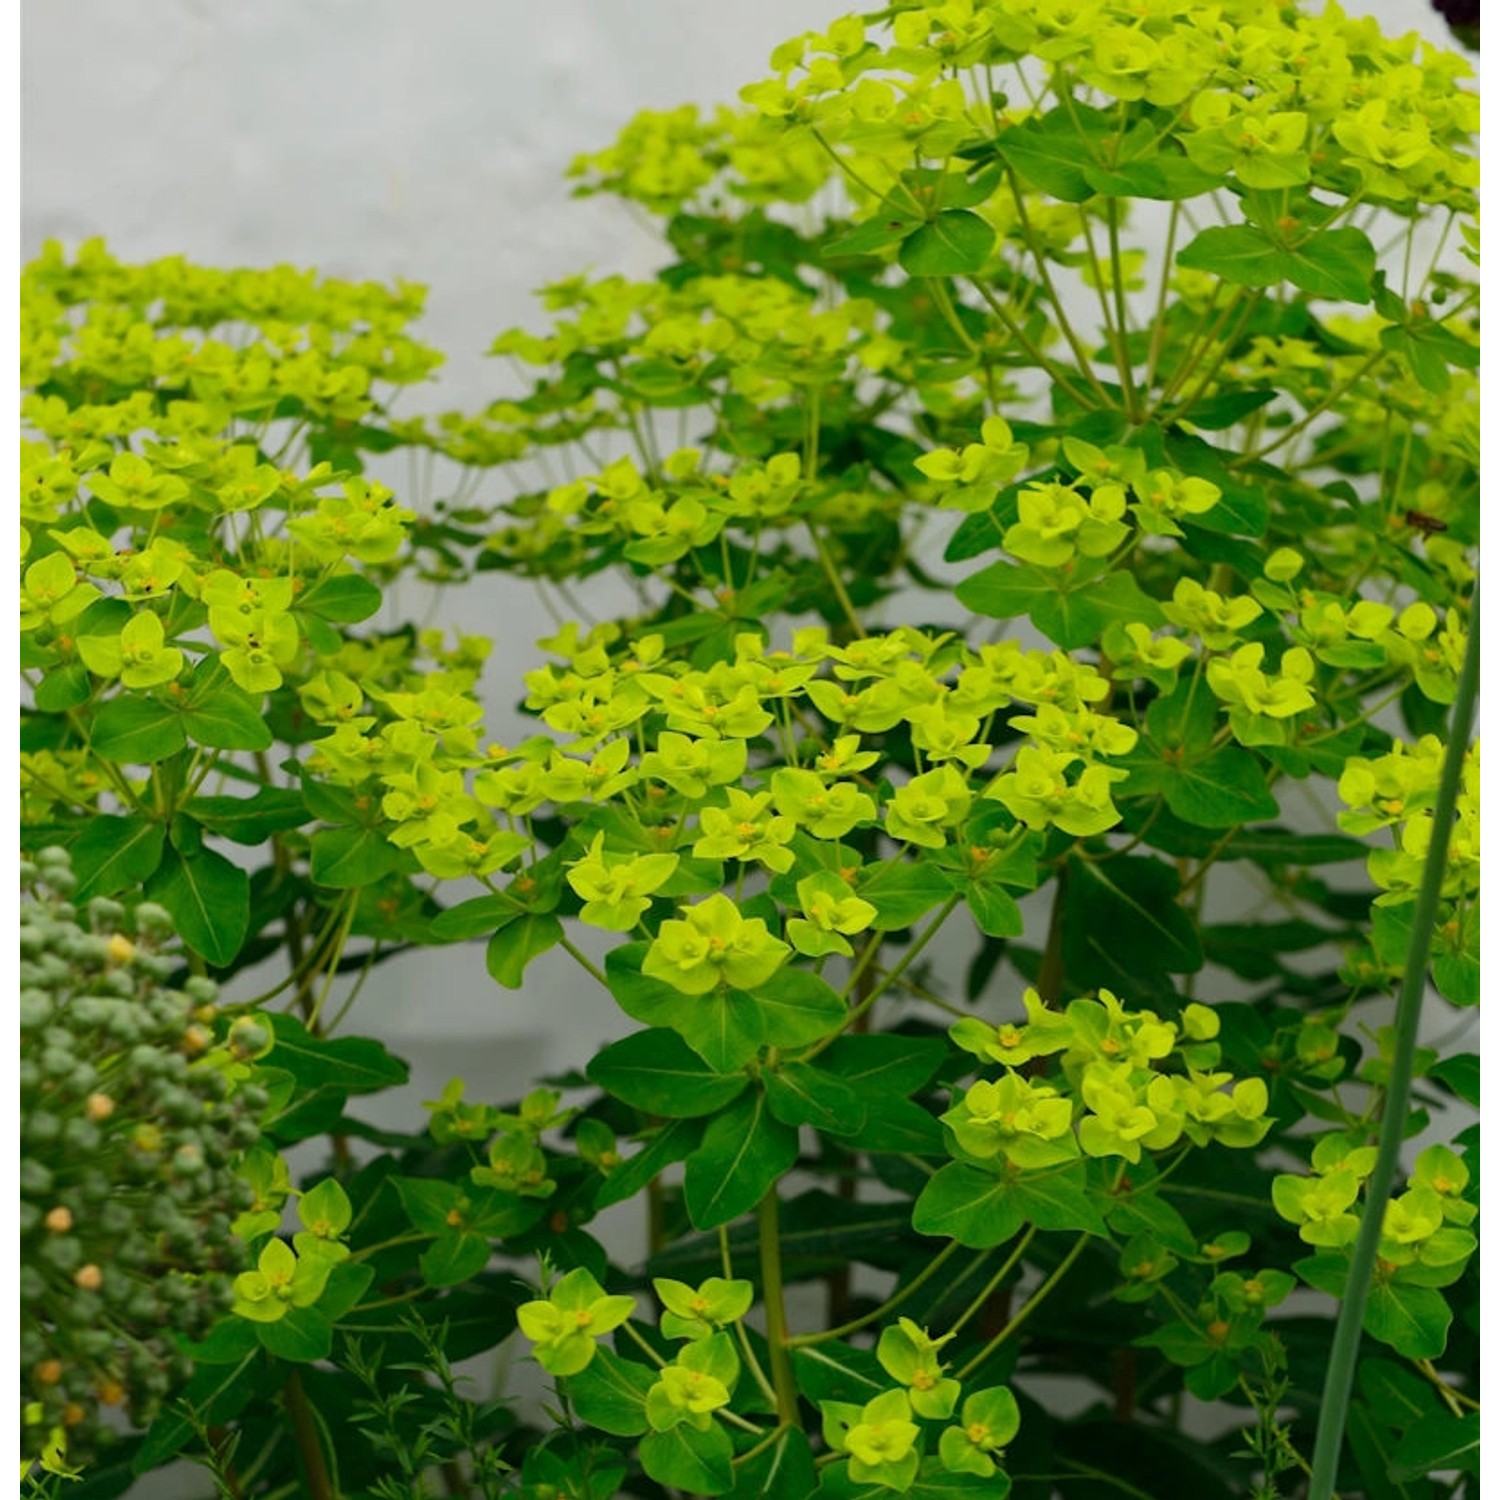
left=19, top=1, right=1478, bottom=1496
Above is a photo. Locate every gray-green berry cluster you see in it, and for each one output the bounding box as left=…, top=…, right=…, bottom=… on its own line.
left=19, top=846, right=267, bottom=1466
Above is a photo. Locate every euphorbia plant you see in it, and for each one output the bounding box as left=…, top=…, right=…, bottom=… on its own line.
left=19, top=0, right=1478, bottom=1496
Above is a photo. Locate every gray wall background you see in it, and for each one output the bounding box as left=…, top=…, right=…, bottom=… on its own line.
left=21, top=1, right=1473, bottom=1482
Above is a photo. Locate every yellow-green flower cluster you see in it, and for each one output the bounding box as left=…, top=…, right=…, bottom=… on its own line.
left=516, top=1267, right=636, bottom=1377
left=20, top=240, right=437, bottom=732
left=1273, top=1136, right=1476, bottom=1272
left=567, top=102, right=828, bottom=213
left=1338, top=736, right=1479, bottom=904
left=948, top=988, right=1270, bottom=1168
left=231, top=1178, right=351, bottom=1325
left=738, top=0, right=1475, bottom=213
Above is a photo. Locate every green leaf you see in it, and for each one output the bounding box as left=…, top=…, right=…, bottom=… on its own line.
left=1083, top=157, right=1220, bottom=201
left=181, top=682, right=273, bottom=751
left=256, top=1305, right=333, bottom=1363
left=1062, top=855, right=1202, bottom=984
left=966, top=881, right=1023, bottom=938
left=1181, top=387, right=1278, bottom=430
left=428, top=895, right=514, bottom=941
left=728, top=1426, right=817, bottom=1500
left=1145, top=677, right=1219, bottom=755
left=640, top=1422, right=734, bottom=1496
left=859, top=861, right=956, bottom=929
left=791, top=1341, right=887, bottom=1404
left=859, top=1099, right=946, bottom=1155
left=764, top=1062, right=867, bottom=1136
left=34, top=662, right=91, bottom=712
left=1177, top=225, right=1283, bottom=287
left=185, top=789, right=307, bottom=844
left=898, top=211, right=996, bottom=277
left=682, top=1092, right=798, bottom=1230
left=912, top=1163, right=1026, bottom=1248
left=69, top=814, right=166, bottom=899
left=1163, top=746, right=1280, bottom=829
left=1357, top=1359, right=1441, bottom=1428
left=1346, top=1401, right=1418, bottom=1500
left=823, top=212, right=921, bottom=260
left=319, top=1265, right=376, bottom=1329
left=1028, top=584, right=1112, bottom=650
left=676, top=989, right=766, bottom=1074
left=994, top=107, right=1106, bottom=201
left=485, top=914, right=564, bottom=989
left=566, top=1345, right=655, bottom=1437
left=1429, top=1053, right=1479, bottom=1108
left=309, top=824, right=408, bottom=889
left=594, top=1118, right=701, bottom=1211
left=420, top=1231, right=492, bottom=1288
left=145, top=845, right=249, bottom=966
left=1283, top=227, right=1377, bottom=303
left=133, top=1349, right=265, bottom=1471
left=818, top=1033, right=947, bottom=1098
left=908, top=1463, right=1012, bottom=1499
left=268, top=1014, right=409, bottom=1094
left=1104, top=1187, right=1199, bottom=1257
left=1221, top=828, right=1366, bottom=866
left=956, top=562, right=1155, bottom=649
left=588, top=1029, right=749, bottom=1118
left=1390, top=1412, right=1480, bottom=1481
left=181, top=1318, right=260, bottom=1365
left=393, top=1176, right=462, bottom=1235
left=297, top=573, right=384, bottom=623
left=1176, top=224, right=1375, bottom=304
left=1013, top=1163, right=1107, bottom=1235
left=90, top=695, right=187, bottom=763
left=1364, top=1281, right=1452, bottom=1360
left=1382, top=318, right=1478, bottom=395
left=955, top=560, right=1052, bottom=622
left=752, top=967, right=847, bottom=1048
left=1073, top=570, right=1166, bottom=632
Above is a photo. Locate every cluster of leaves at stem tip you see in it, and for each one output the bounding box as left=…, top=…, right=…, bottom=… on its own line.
left=17, top=0, right=1479, bottom=1496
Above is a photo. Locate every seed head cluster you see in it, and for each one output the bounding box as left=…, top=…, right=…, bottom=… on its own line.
left=19, top=846, right=265, bottom=1464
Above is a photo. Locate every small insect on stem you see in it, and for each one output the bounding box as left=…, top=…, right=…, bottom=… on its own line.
left=1404, top=509, right=1449, bottom=537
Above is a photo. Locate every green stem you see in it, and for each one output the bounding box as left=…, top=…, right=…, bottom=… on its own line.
left=1104, top=199, right=1139, bottom=419
left=1002, top=166, right=1113, bottom=406
left=965, top=276, right=1091, bottom=409
left=732, top=1423, right=789, bottom=1468
left=558, top=933, right=608, bottom=988
left=813, top=894, right=960, bottom=1056
left=945, top=1225, right=1037, bottom=1340
left=791, top=1241, right=963, bottom=1348
left=804, top=516, right=864, bottom=637
left=1305, top=593, right=1479, bottom=1500
left=757, top=1189, right=801, bottom=1428
left=283, top=1371, right=336, bottom=1500
left=620, top=1319, right=667, bottom=1367
left=1237, top=348, right=1386, bottom=466
left=722, top=1226, right=779, bottom=1405
left=1414, top=1359, right=1479, bottom=1415
left=955, top=1231, right=1091, bottom=1380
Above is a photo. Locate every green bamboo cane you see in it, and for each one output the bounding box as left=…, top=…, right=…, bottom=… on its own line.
left=1306, top=591, right=1480, bottom=1500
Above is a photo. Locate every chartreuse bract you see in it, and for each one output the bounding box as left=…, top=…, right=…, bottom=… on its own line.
left=18, top=0, right=1477, bottom=1494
